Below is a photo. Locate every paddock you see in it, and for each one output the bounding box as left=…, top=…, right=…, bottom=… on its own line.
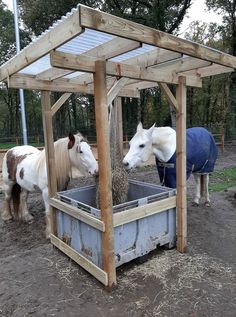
left=0, top=144, right=236, bottom=315
left=0, top=4, right=236, bottom=287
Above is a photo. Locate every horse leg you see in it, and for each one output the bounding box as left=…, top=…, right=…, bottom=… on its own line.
left=203, top=174, right=211, bottom=207
left=42, top=188, right=51, bottom=239
left=2, top=181, right=14, bottom=222
left=19, top=189, right=34, bottom=222
left=193, top=174, right=201, bottom=206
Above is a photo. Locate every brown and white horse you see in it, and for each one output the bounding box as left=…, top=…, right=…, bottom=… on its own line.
left=1, top=133, right=98, bottom=237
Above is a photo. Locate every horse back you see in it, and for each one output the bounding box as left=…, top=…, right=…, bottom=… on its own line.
left=186, top=127, right=218, bottom=175
left=155, top=127, right=218, bottom=188
left=2, top=145, right=40, bottom=183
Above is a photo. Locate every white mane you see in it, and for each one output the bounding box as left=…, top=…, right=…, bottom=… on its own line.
left=36, top=137, right=72, bottom=191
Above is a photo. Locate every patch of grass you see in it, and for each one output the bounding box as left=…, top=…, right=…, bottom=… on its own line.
left=209, top=167, right=236, bottom=192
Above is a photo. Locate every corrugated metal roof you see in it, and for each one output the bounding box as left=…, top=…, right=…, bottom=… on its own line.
left=20, top=28, right=156, bottom=77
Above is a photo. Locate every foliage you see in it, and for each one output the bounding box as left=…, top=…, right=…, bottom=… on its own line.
left=209, top=166, right=236, bottom=192
left=205, top=0, right=236, bottom=140
left=0, top=1, right=30, bottom=65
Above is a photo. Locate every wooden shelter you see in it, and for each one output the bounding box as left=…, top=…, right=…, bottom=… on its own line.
left=1, top=5, right=235, bottom=287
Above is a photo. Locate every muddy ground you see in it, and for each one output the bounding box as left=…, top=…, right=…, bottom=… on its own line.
left=0, top=144, right=236, bottom=317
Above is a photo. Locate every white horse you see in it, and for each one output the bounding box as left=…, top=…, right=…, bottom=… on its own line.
left=2, top=133, right=98, bottom=237
left=123, top=123, right=218, bottom=206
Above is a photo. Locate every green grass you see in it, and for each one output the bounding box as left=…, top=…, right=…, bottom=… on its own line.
left=209, top=167, right=236, bottom=192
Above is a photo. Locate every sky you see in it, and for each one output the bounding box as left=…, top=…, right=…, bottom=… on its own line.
left=2, top=0, right=221, bottom=34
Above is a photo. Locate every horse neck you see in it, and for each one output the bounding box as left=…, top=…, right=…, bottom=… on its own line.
left=151, top=127, right=176, bottom=162
left=38, top=138, right=71, bottom=191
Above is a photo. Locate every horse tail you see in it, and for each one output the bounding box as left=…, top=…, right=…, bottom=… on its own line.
left=12, top=183, right=21, bottom=217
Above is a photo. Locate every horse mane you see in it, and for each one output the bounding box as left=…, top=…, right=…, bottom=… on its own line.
left=36, top=137, right=71, bottom=191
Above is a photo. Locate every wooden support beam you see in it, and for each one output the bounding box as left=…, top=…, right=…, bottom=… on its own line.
left=153, top=56, right=211, bottom=73
left=114, top=97, right=123, bottom=155
left=51, top=93, right=72, bottom=116
left=113, top=196, right=176, bottom=227
left=37, top=37, right=141, bottom=81
left=107, top=78, right=129, bottom=105
left=181, top=64, right=234, bottom=78
left=176, top=76, right=187, bottom=253
left=70, top=49, right=181, bottom=85
left=50, top=198, right=105, bottom=232
left=8, top=74, right=140, bottom=97
left=79, top=5, right=236, bottom=69
left=37, top=68, right=73, bottom=81
left=51, top=50, right=202, bottom=87
left=93, top=60, right=116, bottom=287
left=51, top=234, right=108, bottom=286
left=41, top=91, right=57, bottom=236
left=159, top=83, right=178, bottom=111
left=0, top=9, right=82, bottom=81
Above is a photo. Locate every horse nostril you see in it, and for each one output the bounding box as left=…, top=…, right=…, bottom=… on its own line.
left=124, top=161, right=129, bottom=167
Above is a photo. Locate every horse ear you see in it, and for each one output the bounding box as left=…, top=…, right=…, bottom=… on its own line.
left=147, top=123, right=156, bottom=136
left=137, top=122, right=143, bottom=132
left=68, top=133, right=75, bottom=149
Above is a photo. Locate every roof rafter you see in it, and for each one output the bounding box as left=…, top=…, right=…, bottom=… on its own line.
left=50, top=50, right=202, bottom=87
left=8, top=73, right=140, bottom=98
left=37, top=37, right=141, bottom=80
left=79, top=5, right=236, bottom=69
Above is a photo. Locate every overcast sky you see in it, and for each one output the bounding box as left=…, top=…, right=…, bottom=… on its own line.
left=3, top=0, right=221, bottom=34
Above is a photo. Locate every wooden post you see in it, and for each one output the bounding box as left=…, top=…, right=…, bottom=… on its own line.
left=114, top=97, right=123, bottom=155
left=93, top=60, right=116, bottom=287
left=176, top=76, right=187, bottom=253
left=41, top=91, right=57, bottom=236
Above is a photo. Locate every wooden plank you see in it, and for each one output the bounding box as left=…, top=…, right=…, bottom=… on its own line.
left=37, top=68, right=73, bottom=81
left=41, top=91, right=57, bottom=236
left=153, top=56, right=211, bottom=73
left=107, top=78, right=129, bottom=105
left=51, top=50, right=202, bottom=87
left=181, top=64, right=234, bottom=78
left=70, top=49, right=181, bottom=85
left=8, top=74, right=92, bottom=93
left=0, top=9, right=82, bottom=81
left=8, top=74, right=140, bottom=97
left=159, top=83, right=178, bottom=110
left=176, top=76, right=187, bottom=253
left=93, top=60, right=116, bottom=287
left=51, top=93, right=72, bottom=116
left=37, top=37, right=140, bottom=81
left=79, top=5, right=236, bottom=69
left=113, top=196, right=176, bottom=227
left=114, top=97, right=123, bottom=155
left=51, top=234, right=108, bottom=286
left=50, top=197, right=105, bottom=232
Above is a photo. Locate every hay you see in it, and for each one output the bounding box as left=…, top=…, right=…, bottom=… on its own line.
left=120, top=249, right=236, bottom=316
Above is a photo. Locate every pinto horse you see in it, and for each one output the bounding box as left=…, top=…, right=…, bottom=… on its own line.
left=123, top=123, right=218, bottom=206
left=2, top=133, right=98, bottom=237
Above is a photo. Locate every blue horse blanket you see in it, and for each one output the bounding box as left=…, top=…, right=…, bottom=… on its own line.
left=155, top=127, right=218, bottom=188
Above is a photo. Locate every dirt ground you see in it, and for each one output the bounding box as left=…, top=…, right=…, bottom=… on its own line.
left=0, top=144, right=236, bottom=317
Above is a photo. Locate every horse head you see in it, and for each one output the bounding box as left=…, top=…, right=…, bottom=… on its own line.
left=123, top=122, right=155, bottom=171
left=68, top=133, right=98, bottom=176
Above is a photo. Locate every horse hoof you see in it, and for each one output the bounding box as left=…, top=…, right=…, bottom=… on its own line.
left=2, top=217, right=13, bottom=223
left=192, top=202, right=199, bottom=207
left=23, top=214, right=34, bottom=223
left=204, top=202, right=211, bottom=207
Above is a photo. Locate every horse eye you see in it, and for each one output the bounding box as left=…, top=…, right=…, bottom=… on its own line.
left=139, top=144, right=145, bottom=148
left=80, top=150, right=83, bottom=154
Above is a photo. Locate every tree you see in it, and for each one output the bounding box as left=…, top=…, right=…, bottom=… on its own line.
left=16, top=0, right=194, bottom=138
left=0, top=1, right=32, bottom=143
left=206, top=0, right=236, bottom=139
left=184, top=20, right=231, bottom=135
